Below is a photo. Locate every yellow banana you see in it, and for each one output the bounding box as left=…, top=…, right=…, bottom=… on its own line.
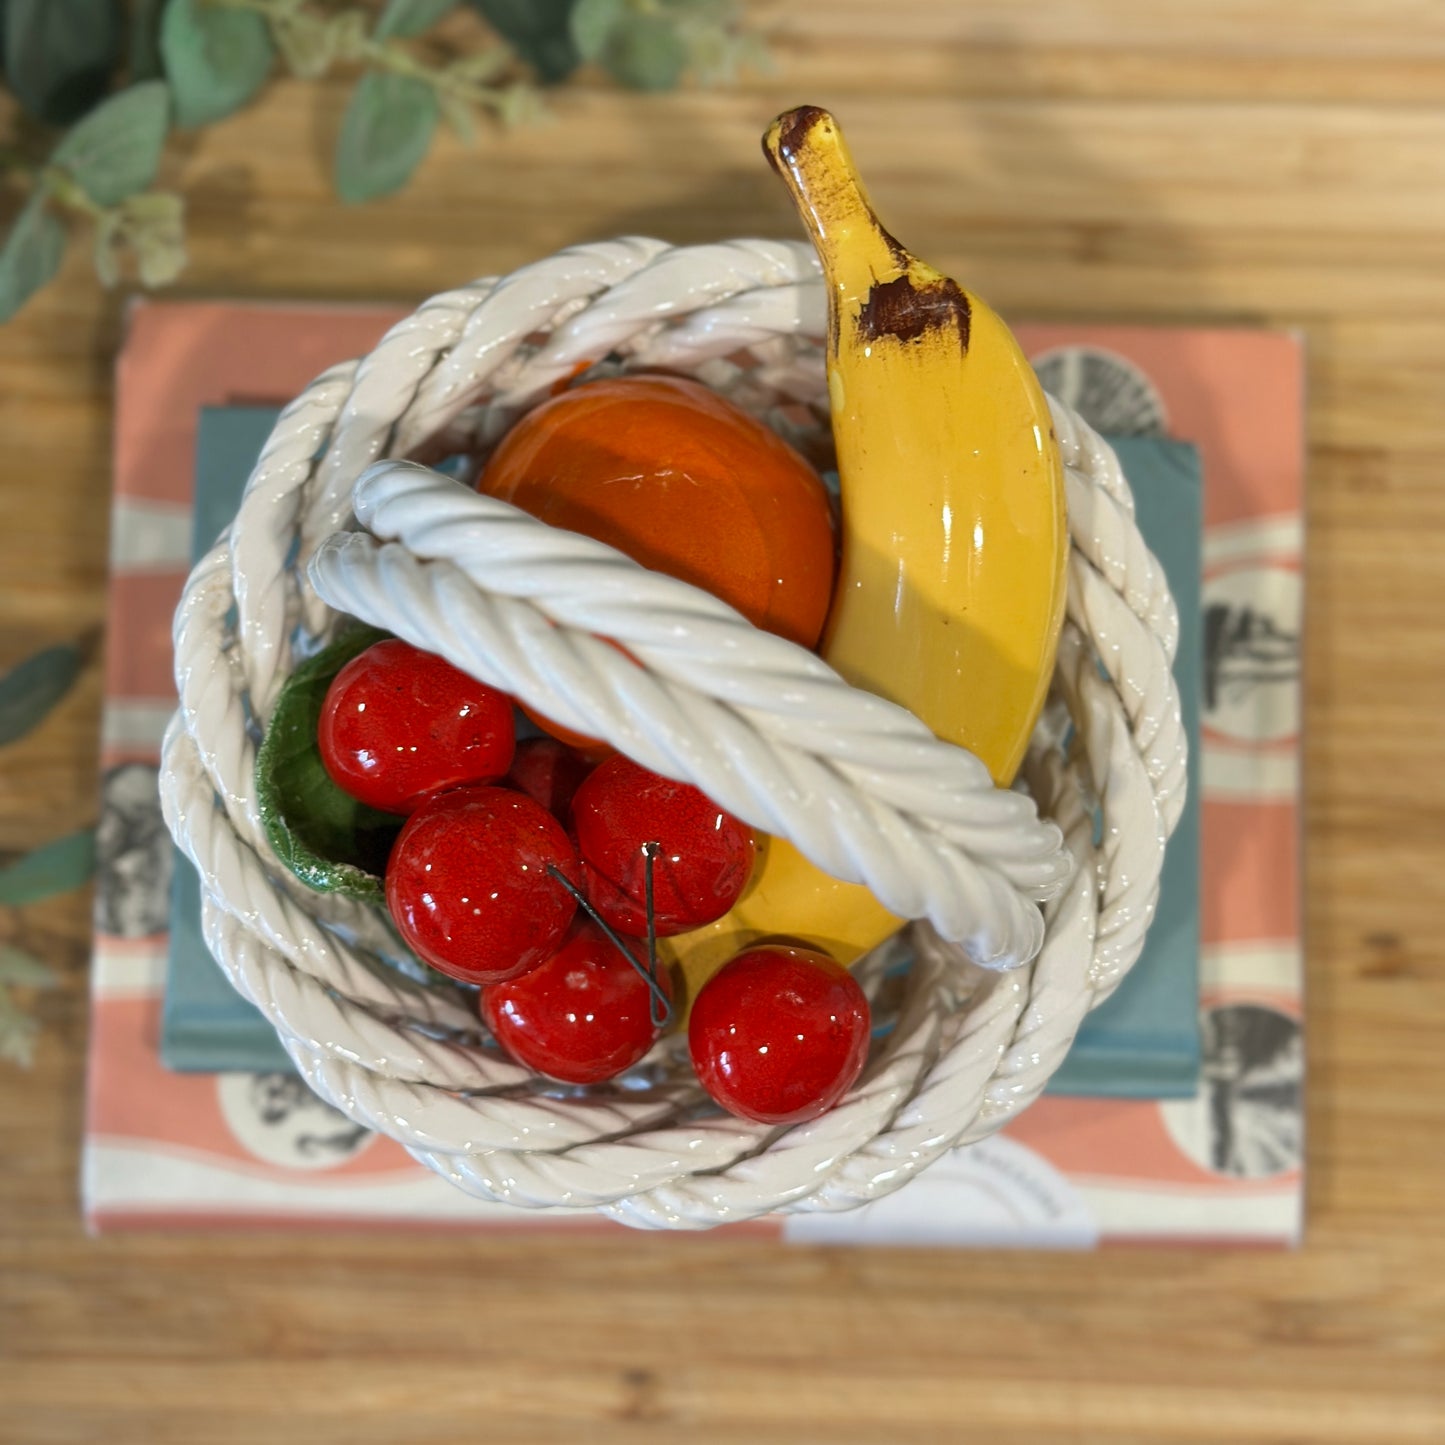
left=765, top=104, right=1068, bottom=779
left=661, top=105, right=1067, bottom=1014
left=659, top=835, right=901, bottom=1016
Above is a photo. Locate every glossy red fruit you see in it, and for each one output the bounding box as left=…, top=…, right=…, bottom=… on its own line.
left=569, top=755, right=754, bottom=938
left=319, top=639, right=515, bottom=815
left=385, top=785, right=580, bottom=985
left=481, top=920, right=671, bottom=1084
left=503, top=737, right=596, bottom=820
left=688, top=945, right=871, bottom=1125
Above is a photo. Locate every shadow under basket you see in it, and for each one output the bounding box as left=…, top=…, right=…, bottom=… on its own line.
left=160, top=237, right=1186, bottom=1231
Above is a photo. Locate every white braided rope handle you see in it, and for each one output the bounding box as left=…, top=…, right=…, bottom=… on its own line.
left=159, top=237, right=1186, bottom=1229
left=310, top=464, right=1071, bottom=967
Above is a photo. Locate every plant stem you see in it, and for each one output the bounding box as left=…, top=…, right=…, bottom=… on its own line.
left=208, top=0, right=525, bottom=118
left=39, top=167, right=106, bottom=220
left=0, top=151, right=112, bottom=221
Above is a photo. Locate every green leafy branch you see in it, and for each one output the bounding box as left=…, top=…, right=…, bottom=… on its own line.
left=166, top=0, right=762, bottom=204
left=162, top=0, right=530, bottom=202
left=0, top=644, right=97, bottom=1067
left=0, top=0, right=763, bottom=322
left=0, top=944, right=60, bottom=1068
left=0, top=832, right=96, bottom=1066
left=0, top=80, right=185, bottom=321
left=571, top=0, right=771, bottom=90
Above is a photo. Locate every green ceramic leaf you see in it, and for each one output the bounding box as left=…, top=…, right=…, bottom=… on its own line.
left=376, top=0, right=456, bottom=40
left=0, top=643, right=82, bottom=745
left=255, top=627, right=400, bottom=902
left=0, top=196, right=67, bottom=325
left=0, top=829, right=96, bottom=906
left=4, top=0, right=123, bottom=126
left=602, top=13, right=687, bottom=91
left=161, top=0, right=274, bottom=129
left=52, top=80, right=170, bottom=206
left=469, top=0, right=580, bottom=84
left=334, top=72, right=439, bottom=204
left=569, top=0, right=622, bottom=60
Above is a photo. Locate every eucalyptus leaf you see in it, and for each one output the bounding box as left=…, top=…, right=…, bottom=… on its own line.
left=469, top=0, right=580, bottom=84
left=331, top=10, right=370, bottom=63
left=273, top=11, right=336, bottom=81
left=4, top=0, right=123, bottom=126
left=255, top=627, right=399, bottom=902
left=438, top=89, right=477, bottom=144
left=376, top=0, right=456, bottom=40
left=569, top=0, right=622, bottom=61
left=603, top=13, right=687, bottom=91
left=0, top=198, right=67, bottom=326
left=123, top=191, right=187, bottom=286
left=0, top=944, right=57, bottom=988
left=0, top=998, right=40, bottom=1068
left=0, top=829, right=96, bottom=906
left=0, top=643, right=83, bottom=746
left=494, top=82, right=545, bottom=128
left=161, top=0, right=274, bottom=129
left=334, top=72, right=439, bottom=204
left=52, top=80, right=170, bottom=207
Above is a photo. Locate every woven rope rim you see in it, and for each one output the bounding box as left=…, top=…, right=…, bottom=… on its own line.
left=159, top=237, right=1186, bottom=1230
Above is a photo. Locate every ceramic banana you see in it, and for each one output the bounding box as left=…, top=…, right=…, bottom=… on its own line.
left=766, top=104, right=1068, bottom=778
left=661, top=105, right=1068, bottom=1013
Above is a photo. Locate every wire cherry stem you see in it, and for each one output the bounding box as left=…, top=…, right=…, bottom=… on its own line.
left=546, top=842, right=672, bottom=1029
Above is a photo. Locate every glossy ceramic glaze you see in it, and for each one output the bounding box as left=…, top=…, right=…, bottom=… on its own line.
left=688, top=944, right=872, bottom=1125
left=477, top=374, right=838, bottom=651
left=481, top=919, right=671, bottom=1084
left=571, top=755, right=754, bottom=938
left=658, top=834, right=900, bottom=1019
left=386, top=785, right=580, bottom=984
left=503, top=736, right=596, bottom=819
left=765, top=106, right=1068, bottom=786
left=319, top=638, right=515, bottom=814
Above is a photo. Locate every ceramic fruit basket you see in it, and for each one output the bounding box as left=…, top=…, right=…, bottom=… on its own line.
left=160, top=108, right=1185, bottom=1230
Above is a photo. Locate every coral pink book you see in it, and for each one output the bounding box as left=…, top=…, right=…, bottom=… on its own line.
left=84, top=302, right=1303, bottom=1244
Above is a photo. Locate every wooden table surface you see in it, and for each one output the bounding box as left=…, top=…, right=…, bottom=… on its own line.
left=3, top=3, right=1444, bottom=1440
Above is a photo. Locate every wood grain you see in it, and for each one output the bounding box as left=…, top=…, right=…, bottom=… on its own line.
left=3, top=2, right=1444, bottom=1440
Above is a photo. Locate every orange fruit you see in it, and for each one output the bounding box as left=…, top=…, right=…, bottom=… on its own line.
left=478, top=375, right=837, bottom=650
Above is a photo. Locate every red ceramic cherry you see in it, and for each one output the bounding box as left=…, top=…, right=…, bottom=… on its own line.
left=503, top=736, right=596, bottom=820
left=385, top=785, right=580, bottom=985
left=569, top=755, right=754, bottom=938
left=319, top=638, right=515, bottom=815
left=481, top=920, right=671, bottom=1084
left=688, top=945, right=871, bottom=1125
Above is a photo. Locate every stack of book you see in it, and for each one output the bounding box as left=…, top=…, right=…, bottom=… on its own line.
left=84, top=299, right=1304, bottom=1245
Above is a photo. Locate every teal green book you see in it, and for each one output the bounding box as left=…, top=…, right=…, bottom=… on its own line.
left=160, top=408, right=294, bottom=1074
left=163, top=412, right=1201, bottom=1098
left=1045, top=435, right=1203, bottom=1097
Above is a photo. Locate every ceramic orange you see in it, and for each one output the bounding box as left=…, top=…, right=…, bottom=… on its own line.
left=477, top=375, right=838, bottom=650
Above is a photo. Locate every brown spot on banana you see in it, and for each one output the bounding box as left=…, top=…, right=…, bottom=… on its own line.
left=856, top=273, right=972, bottom=350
